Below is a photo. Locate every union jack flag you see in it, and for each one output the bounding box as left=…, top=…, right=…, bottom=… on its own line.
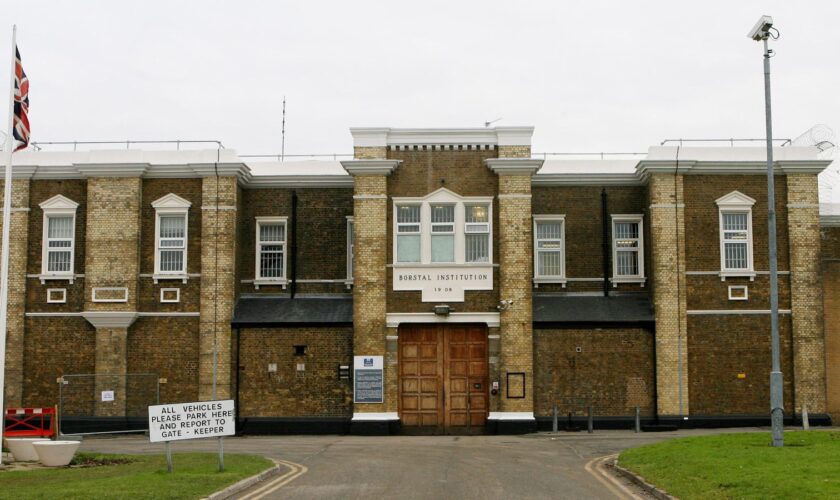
left=12, top=46, right=29, bottom=151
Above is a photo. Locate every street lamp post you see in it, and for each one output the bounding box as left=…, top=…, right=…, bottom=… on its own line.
left=748, top=15, right=784, bottom=447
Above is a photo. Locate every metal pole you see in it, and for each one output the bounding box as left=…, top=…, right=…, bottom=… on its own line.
left=165, top=441, right=173, bottom=473
left=552, top=404, right=558, bottom=432
left=802, top=403, right=810, bottom=431
left=281, top=96, right=286, bottom=162
left=634, top=406, right=640, bottom=433
left=218, top=436, right=225, bottom=472
left=763, top=35, right=784, bottom=448
left=0, top=25, right=19, bottom=466
left=587, top=405, right=593, bottom=434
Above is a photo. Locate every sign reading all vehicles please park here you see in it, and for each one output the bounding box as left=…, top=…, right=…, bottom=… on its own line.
left=148, top=400, right=235, bottom=443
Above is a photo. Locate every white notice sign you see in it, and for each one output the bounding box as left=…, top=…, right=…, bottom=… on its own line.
left=101, top=390, right=115, bottom=402
left=148, top=400, right=235, bottom=443
left=393, top=266, right=493, bottom=302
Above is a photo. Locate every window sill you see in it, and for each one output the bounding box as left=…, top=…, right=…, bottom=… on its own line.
left=254, top=279, right=288, bottom=290
left=533, top=277, right=567, bottom=288
left=610, top=277, right=647, bottom=287
left=153, top=273, right=189, bottom=284
left=36, top=273, right=77, bottom=285
left=389, top=262, right=496, bottom=268
left=719, top=271, right=756, bottom=282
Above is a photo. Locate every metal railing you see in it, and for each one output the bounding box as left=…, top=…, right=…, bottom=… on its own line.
left=30, top=139, right=225, bottom=151
left=240, top=153, right=353, bottom=161
left=535, top=152, right=647, bottom=160
left=660, top=138, right=792, bottom=147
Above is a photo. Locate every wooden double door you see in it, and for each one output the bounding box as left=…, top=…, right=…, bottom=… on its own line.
left=399, top=323, right=488, bottom=434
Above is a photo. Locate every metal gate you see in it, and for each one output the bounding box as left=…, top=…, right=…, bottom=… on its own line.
left=57, top=373, right=159, bottom=436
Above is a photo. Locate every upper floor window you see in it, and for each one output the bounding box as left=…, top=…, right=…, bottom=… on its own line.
left=716, top=191, right=756, bottom=277
left=39, top=195, right=79, bottom=276
left=256, top=217, right=287, bottom=281
left=612, top=215, right=645, bottom=283
left=393, top=188, right=493, bottom=266
left=152, top=193, right=191, bottom=276
left=533, top=215, right=565, bottom=281
left=346, top=216, right=354, bottom=281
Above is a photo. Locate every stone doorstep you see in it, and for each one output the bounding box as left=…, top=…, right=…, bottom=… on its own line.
left=609, top=458, right=675, bottom=500
left=204, top=458, right=283, bottom=500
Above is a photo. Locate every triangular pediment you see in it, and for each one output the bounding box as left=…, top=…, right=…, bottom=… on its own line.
left=424, top=187, right=465, bottom=202
left=151, top=193, right=192, bottom=209
left=39, top=194, right=79, bottom=210
left=715, top=190, right=756, bottom=208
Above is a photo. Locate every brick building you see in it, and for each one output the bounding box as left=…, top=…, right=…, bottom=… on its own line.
left=2, top=126, right=839, bottom=434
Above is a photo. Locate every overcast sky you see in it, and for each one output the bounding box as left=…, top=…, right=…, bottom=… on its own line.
left=3, top=1, right=840, bottom=158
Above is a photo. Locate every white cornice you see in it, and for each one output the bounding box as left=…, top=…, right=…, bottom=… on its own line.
left=485, top=158, right=544, bottom=175
left=75, top=163, right=149, bottom=178
left=81, top=311, right=139, bottom=329
left=350, top=127, right=535, bottom=148
left=821, top=215, right=840, bottom=227
left=532, top=173, right=644, bottom=186
left=340, top=160, right=401, bottom=176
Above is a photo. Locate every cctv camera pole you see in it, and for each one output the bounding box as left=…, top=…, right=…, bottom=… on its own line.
left=760, top=27, right=784, bottom=448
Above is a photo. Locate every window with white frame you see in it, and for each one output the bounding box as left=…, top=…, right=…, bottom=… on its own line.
left=533, top=216, right=565, bottom=280
left=152, top=193, right=192, bottom=276
left=392, top=189, right=493, bottom=266
left=256, top=217, right=287, bottom=280
left=464, top=204, right=490, bottom=263
left=346, top=217, right=354, bottom=280
left=715, top=191, right=756, bottom=276
left=612, top=215, right=644, bottom=280
left=39, top=194, right=79, bottom=277
left=396, top=204, right=421, bottom=263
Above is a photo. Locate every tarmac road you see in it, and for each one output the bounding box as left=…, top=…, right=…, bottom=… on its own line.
left=78, top=428, right=773, bottom=499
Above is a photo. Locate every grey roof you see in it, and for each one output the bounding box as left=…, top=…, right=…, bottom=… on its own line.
left=232, top=296, right=353, bottom=326
left=533, top=295, right=654, bottom=324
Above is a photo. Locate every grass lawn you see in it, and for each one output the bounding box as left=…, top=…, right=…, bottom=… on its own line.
left=0, top=452, right=274, bottom=500
left=618, top=431, right=840, bottom=499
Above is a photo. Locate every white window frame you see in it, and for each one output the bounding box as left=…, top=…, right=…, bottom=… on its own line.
left=152, top=193, right=191, bottom=281
left=464, top=203, right=491, bottom=263
left=392, top=188, right=493, bottom=266
left=610, top=214, right=646, bottom=286
left=533, top=215, right=566, bottom=285
left=715, top=191, right=756, bottom=280
left=39, top=195, right=79, bottom=280
left=395, top=203, right=422, bottom=263
left=254, top=216, right=288, bottom=287
left=430, top=203, right=456, bottom=263
left=346, top=216, right=354, bottom=285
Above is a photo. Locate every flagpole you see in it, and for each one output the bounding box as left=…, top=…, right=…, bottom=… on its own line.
left=0, top=24, right=18, bottom=466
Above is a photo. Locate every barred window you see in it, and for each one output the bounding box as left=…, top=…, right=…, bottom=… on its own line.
left=534, top=217, right=565, bottom=279
left=721, top=212, right=750, bottom=271
left=45, top=215, right=74, bottom=273
left=612, top=216, right=644, bottom=278
left=257, top=219, right=286, bottom=279
left=158, top=214, right=186, bottom=273
left=396, top=205, right=421, bottom=263
left=464, top=204, right=490, bottom=263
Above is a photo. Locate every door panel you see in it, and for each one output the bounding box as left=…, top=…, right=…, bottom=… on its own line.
left=399, top=323, right=488, bottom=434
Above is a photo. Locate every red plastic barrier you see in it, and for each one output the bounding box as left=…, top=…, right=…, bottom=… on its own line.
left=4, top=407, right=56, bottom=438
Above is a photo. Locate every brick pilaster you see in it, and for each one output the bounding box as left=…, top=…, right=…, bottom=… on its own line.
left=198, top=176, right=238, bottom=401
left=85, top=177, right=143, bottom=416
left=1, top=179, right=30, bottom=407
left=787, top=173, right=826, bottom=413
left=648, top=174, right=689, bottom=416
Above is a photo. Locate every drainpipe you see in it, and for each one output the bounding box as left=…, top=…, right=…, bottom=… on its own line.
left=601, top=188, right=610, bottom=296
left=290, top=191, right=298, bottom=299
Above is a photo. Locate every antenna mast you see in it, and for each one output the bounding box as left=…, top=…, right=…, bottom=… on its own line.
left=281, top=96, right=286, bottom=162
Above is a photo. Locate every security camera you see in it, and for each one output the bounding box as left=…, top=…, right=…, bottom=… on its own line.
left=497, top=299, right=514, bottom=311
left=748, top=15, right=773, bottom=41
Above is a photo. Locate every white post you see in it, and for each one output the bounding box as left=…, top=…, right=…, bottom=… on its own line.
left=0, top=25, right=19, bottom=466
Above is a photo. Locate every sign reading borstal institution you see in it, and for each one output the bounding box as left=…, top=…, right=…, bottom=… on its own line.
left=148, top=400, right=235, bottom=443
left=354, top=356, right=384, bottom=403
left=393, top=266, right=493, bottom=302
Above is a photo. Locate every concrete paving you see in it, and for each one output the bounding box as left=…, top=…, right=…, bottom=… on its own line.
left=78, top=428, right=779, bottom=499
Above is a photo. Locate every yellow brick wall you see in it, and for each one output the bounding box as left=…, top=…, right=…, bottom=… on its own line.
left=786, top=173, right=826, bottom=412
left=648, top=174, right=689, bottom=415
left=354, top=146, right=388, bottom=160
left=199, top=176, right=238, bottom=401
left=497, top=145, right=531, bottom=158
left=0, top=179, right=30, bottom=406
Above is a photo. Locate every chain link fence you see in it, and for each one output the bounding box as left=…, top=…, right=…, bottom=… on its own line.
left=58, top=373, right=159, bottom=436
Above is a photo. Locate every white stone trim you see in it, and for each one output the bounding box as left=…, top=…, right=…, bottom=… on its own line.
left=26, top=312, right=83, bottom=317
left=47, top=288, right=67, bottom=304
left=497, top=193, right=532, bottom=200
left=821, top=215, right=840, bottom=227
left=787, top=203, right=820, bottom=209
left=152, top=273, right=190, bottom=284
left=485, top=158, right=543, bottom=175
left=487, top=412, right=535, bottom=421
left=340, top=160, right=401, bottom=176
left=728, top=285, right=749, bottom=301
left=717, top=191, right=755, bottom=277
left=0, top=207, right=31, bottom=212
left=81, top=311, right=139, bottom=328
left=385, top=312, right=501, bottom=328
left=649, top=203, right=686, bottom=209
left=351, top=412, right=399, bottom=421
left=92, top=287, right=129, bottom=303
left=160, top=288, right=180, bottom=303
left=200, top=205, right=237, bottom=211
left=153, top=194, right=190, bottom=276
left=686, top=309, right=791, bottom=315
left=685, top=270, right=790, bottom=276
left=40, top=195, right=79, bottom=279
left=137, top=312, right=200, bottom=317
left=352, top=194, right=387, bottom=200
